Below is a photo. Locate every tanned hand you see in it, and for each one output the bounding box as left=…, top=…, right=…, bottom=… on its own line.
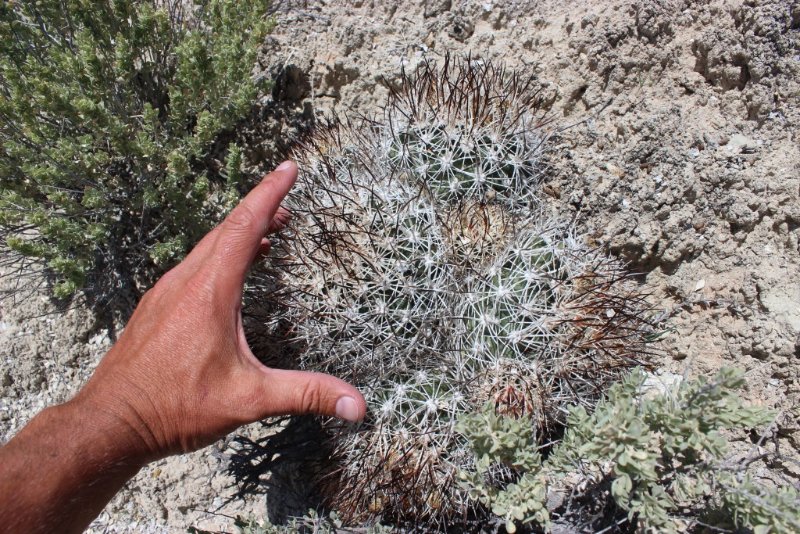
left=0, top=161, right=365, bottom=534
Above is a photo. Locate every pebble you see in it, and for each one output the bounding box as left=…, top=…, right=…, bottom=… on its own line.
left=726, top=134, right=758, bottom=153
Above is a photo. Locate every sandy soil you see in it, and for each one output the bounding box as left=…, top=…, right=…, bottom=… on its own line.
left=1, top=0, right=798, bottom=532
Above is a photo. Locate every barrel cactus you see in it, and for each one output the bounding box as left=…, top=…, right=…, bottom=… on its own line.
left=265, top=58, right=655, bottom=528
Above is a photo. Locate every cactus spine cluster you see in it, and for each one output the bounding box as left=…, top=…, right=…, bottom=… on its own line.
left=268, top=57, right=654, bottom=528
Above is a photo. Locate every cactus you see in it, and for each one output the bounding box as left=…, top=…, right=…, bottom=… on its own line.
left=266, top=58, right=656, bottom=528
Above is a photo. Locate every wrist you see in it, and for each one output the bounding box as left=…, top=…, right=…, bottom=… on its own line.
left=64, top=391, right=162, bottom=467
left=0, top=399, right=148, bottom=533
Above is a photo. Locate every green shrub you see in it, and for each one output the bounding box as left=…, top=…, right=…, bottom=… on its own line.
left=458, top=367, right=800, bottom=533
left=0, top=0, right=273, bottom=301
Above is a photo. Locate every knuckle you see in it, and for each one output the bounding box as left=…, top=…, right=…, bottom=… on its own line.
left=299, top=378, right=324, bottom=415
left=139, top=284, right=162, bottom=306
left=154, top=267, right=178, bottom=289
left=183, top=271, right=217, bottom=305
left=224, top=204, right=258, bottom=234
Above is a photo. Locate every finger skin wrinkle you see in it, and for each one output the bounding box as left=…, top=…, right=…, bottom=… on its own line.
left=299, top=378, right=324, bottom=415
left=224, top=203, right=260, bottom=238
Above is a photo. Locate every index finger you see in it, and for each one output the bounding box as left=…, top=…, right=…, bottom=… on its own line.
left=212, top=161, right=298, bottom=290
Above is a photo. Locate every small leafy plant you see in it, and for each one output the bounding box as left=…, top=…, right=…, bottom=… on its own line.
left=225, top=510, right=393, bottom=534
left=0, top=0, right=273, bottom=302
left=458, top=367, right=800, bottom=533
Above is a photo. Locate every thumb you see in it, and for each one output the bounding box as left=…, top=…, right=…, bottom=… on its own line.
left=251, top=368, right=366, bottom=423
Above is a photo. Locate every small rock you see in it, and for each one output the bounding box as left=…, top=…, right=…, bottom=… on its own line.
left=581, top=14, right=598, bottom=29
left=448, top=14, right=475, bottom=42
left=760, top=283, right=800, bottom=334
left=642, top=371, right=683, bottom=396
left=694, top=279, right=706, bottom=291
left=726, top=134, right=758, bottom=153
left=271, top=64, right=311, bottom=102
left=424, top=0, right=452, bottom=18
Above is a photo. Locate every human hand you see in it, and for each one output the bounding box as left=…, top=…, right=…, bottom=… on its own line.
left=72, top=161, right=366, bottom=461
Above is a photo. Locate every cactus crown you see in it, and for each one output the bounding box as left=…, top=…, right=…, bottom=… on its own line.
left=383, top=56, right=548, bottom=207
left=267, top=57, right=655, bottom=528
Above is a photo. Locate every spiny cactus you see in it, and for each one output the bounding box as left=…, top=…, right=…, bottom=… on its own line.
left=266, top=58, right=656, bottom=528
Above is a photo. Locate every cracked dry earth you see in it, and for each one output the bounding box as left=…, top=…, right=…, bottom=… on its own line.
left=1, top=0, right=799, bottom=532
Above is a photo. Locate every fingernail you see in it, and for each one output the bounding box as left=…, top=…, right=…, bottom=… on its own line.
left=275, top=160, right=294, bottom=172
left=335, top=396, right=361, bottom=422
